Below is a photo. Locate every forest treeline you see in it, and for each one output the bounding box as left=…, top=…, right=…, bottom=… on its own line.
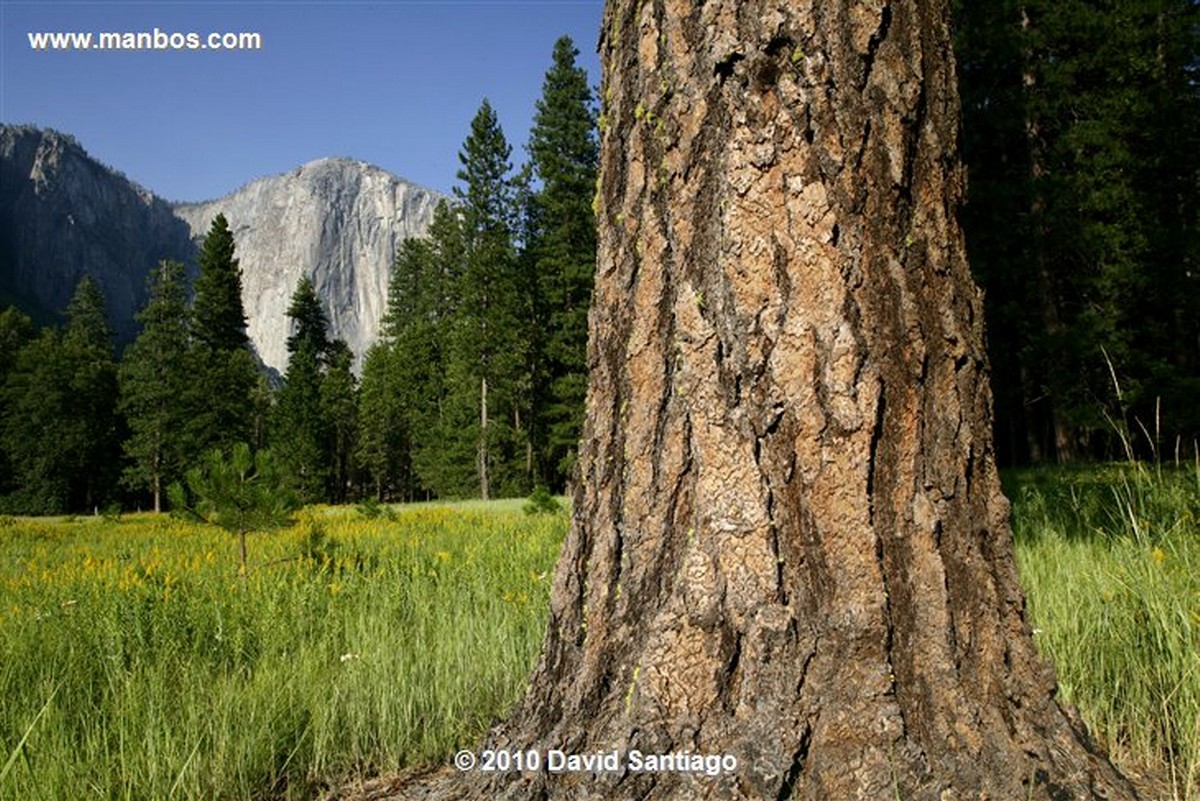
left=955, top=0, right=1199, bottom=464
left=1, top=10, right=1197, bottom=513
left=0, top=36, right=595, bottom=513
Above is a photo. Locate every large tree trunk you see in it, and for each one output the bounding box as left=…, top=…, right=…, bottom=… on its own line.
left=365, top=0, right=1137, bottom=798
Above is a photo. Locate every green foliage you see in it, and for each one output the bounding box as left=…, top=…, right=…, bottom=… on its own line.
left=0, top=503, right=565, bottom=799
left=954, top=0, right=1200, bottom=463
left=119, top=260, right=193, bottom=511
left=354, top=495, right=393, bottom=521
left=0, top=307, right=34, bottom=499
left=0, top=307, right=33, bottom=378
left=183, top=345, right=259, bottom=457
left=190, top=214, right=248, bottom=353
left=272, top=341, right=329, bottom=503
left=321, top=340, right=359, bottom=504
left=1010, top=463, right=1200, bottom=794
left=356, top=343, right=410, bottom=501
left=0, top=278, right=119, bottom=514
left=272, top=277, right=336, bottom=502
left=447, top=100, right=531, bottom=499
left=526, top=36, right=599, bottom=486
left=354, top=44, right=600, bottom=502
left=358, top=228, right=454, bottom=502
left=522, top=485, right=562, bottom=515
left=297, top=516, right=339, bottom=569
left=168, top=443, right=298, bottom=575
left=284, top=275, right=331, bottom=359
left=186, top=215, right=257, bottom=457
left=0, top=332, right=72, bottom=513
left=272, top=278, right=359, bottom=504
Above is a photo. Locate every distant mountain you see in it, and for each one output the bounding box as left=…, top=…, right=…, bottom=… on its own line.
left=0, top=124, right=445, bottom=372
left=0, top=125, right=194, bottom=338
left=174, top=158, right=441, bottom=373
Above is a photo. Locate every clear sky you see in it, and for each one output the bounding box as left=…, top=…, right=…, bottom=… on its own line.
left=1, top=1, right=603, bottom=201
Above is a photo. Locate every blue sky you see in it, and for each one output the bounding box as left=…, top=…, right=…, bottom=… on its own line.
left=1, top=1, right=603, bottom=201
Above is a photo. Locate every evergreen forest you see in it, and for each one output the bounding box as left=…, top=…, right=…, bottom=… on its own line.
left=0, top=13, right=1196, bottom=514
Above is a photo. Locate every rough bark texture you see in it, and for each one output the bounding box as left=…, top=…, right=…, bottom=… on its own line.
left=359, top=0, right=1138, bottom=798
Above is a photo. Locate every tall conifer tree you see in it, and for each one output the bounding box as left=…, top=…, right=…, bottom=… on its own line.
left=0, top=307, right=34, bottom=501
left=187, top=214, right=257, bottom=456
left=954, top=0, right=1200, bottom=462
left=321, top=339, right=358, bottom=503
left=527, top=35, right=599, bottom=487
left=0, top=277, right=118, bottom=512
left=444, top=100, right=529, bottom=499
left=119, top=260, right=193, bottom=511
left=356, top=342, right=408, bottom=500
left=192, top=214, right=249, bottom=352
left=273, top=276, right=332, bottom=501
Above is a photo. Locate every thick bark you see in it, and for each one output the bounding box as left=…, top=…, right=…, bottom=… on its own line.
left=365, top=0, right=1137, bottom=798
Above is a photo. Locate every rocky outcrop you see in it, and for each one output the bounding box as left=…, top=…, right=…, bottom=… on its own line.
left=0, top=125, right=194, bottom=339
left=0, top=124, right=444, bottom=372
left=174, top=158, right=442, bottom=373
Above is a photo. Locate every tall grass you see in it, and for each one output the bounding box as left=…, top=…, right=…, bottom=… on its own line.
left=3, top=471, right=1197, bottom=799
left=0, top=503, right=566, bottom=800
left=1010, top=462, right=1200, bottom=798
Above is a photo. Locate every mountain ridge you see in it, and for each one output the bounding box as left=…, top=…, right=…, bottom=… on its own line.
left=0, top=124, right=445, bottom=372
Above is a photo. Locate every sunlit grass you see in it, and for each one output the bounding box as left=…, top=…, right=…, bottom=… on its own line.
left=1010, top=463, right=1200, bottom=799
left=0, top=502, right=567, bottom=800
left=2, top=467, right=1197, bottom=799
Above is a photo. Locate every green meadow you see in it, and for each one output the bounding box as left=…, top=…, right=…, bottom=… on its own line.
left=0, top=503, right=564, bottom=800
left=1, top=465, right=1197, bottom=799
left=1011, top=464, right=1200, bottom=798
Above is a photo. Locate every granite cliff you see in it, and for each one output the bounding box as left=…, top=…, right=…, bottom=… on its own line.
left=0, top=125, right=444, bottom=372
left=174, top=158, right=442, bottom=372
left=0, top=125, right=194, bottom=339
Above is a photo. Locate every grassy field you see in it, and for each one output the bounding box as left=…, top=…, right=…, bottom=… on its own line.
left=1, top=465, right=1197, bottom=799
left=0, top=502, right=565, bottom=800
left=1009, top=463, right=1200, bottom=798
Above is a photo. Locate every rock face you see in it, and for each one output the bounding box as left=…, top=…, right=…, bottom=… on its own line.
left=0, top=125, right=195, bottom=339
left=0, top=124, right=444, bottom=372
left=174, top=158, right=443, bottom=373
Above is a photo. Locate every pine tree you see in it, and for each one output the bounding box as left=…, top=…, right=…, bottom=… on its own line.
left=273, top=343, right=327, bottom=502
left=527, top=35, right=599, bottom=487
left=0, top=277, right=118, bottom=513
left=361, top=236, right=436, bottom=500
left=168, top=443, right=297, bottom=577
left=443, top=99, right=530, bottom=499
left=954, top=0, right=1200, bottom=462
left=321, top=339, right=358, bottom=503
left=0, top=307, right=34, bottom=500
left=285, top=276, right=331, bottom=359
left=356, top=342, right=407, bottom=500
left=377, top=214, right=468, bottom=500
left=417, top=1, right=1139, bottom=796
left=187, top=215, right=257, bottom=457
left=60, top=276, right=121, bottom=511
left=273, top=277, right=333, bottom=502
left=0, top=307, right=34, bottom=380
left=119, top=261, right=193, bottom=512
left=0, top=330, right=72, bottom=513
left=192, top=214, right=249, bottom=352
